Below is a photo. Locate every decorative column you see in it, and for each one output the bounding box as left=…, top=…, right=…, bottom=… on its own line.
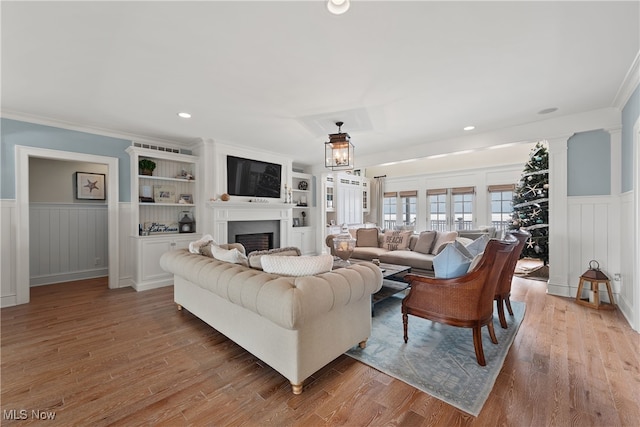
left=547, top=137, right=571, bottom=297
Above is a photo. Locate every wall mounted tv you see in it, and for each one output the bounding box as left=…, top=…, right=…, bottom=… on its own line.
left=226, top=155, right=282, bottom=198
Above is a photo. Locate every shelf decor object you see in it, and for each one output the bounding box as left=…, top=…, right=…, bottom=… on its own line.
left=154, top=185, right=177, bottom=204
left=325, top=121, right=355, bottom=170
left=139, top=158, right=156, bottom=176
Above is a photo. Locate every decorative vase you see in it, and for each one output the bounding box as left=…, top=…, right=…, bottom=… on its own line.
left=333, top=225, right=355, bottom=266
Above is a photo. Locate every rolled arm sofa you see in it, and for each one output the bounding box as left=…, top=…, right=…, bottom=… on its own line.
left=159, top=247, right=382, bottom=394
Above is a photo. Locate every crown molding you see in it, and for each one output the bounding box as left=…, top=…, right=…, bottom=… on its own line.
left=612, top=50, right=640, bottom=109
left=0, top=110, right=196, bottom=149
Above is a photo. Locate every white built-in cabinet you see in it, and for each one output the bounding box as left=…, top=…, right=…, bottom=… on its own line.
left=126, top=146, right=201, bottom=290
left=290, top=172, right=316, bottom=254
left=319, top=172, right=370, bottom=249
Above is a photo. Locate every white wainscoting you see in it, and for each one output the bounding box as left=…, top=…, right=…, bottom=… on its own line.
left=1, top=200, right=18, bottom=307
left=29, top=203, right=109, bottom=286
left=567, top=195, right=621, bottom=303
left=619, top=192, right=635, bottom=325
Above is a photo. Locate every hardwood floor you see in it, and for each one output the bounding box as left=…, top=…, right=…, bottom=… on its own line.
left=2, top=275, right=639, bottom=426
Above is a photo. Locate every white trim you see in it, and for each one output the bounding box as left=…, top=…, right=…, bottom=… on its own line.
left=547, top=137, right=570, bottom=297
left=633, top=117, right=640, bottom=331
left=15, top=146, right=120, bottom=304
left=2, top=110, right=197, bottom=150
left=612, top=50, right=640, bottom=109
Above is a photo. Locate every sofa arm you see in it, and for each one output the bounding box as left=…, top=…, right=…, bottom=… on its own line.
left=325, top=234, right=337, bottom=256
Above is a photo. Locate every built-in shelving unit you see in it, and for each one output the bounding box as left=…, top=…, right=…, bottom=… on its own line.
left=126, top=145, right=201, bottom=290
left=290, top=171, right=316, bottom=254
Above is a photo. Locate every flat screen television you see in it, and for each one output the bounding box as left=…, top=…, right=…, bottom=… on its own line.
left=226, top=155, right=282, bottom=198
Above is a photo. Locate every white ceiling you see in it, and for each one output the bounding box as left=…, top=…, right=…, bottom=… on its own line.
left=2, top=1, right=638, bottom=169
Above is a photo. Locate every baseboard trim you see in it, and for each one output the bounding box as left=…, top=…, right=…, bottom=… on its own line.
left=1, top=295, right=17, bottom=308
left=30, top=268, right=109, bottom=287
left=132, top=279, right=173, bottom=292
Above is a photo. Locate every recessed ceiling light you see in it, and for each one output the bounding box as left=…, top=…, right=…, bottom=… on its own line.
left=177, top=112, right=192, bottom=119
left=327, top=0, right=350, bottom=15
left=463, top=126, right=475, bottom=131
left=538, top=107, right=558, bottom=115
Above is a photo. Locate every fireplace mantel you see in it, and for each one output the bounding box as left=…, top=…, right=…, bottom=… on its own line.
left=206, top=201, right=293, bottom=246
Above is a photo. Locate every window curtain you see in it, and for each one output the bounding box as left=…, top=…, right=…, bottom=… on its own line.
left=365, top=176, right=385, bottom=228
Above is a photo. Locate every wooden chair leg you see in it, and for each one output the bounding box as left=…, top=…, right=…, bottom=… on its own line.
left=497, top=296, right=508, bottom=329
left=487, top=321, right=498, bottom=344
left=403, top=313, right=409, bottom=343
left=505, top=295, right=514, bottom=315
left=472, top=326, right=486, bottom=366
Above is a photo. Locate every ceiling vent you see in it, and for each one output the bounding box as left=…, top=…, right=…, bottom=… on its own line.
left=133, top=142, right=180, bottom=154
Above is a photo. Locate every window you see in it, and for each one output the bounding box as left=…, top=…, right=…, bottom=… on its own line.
left=488, top=184, right=515, bottom=233
left=427, top=187, right=475, bottom=230
left=400, top=191, right=417, bottom=227
left=427, top=189, right=447, bottom=231
left=383, top=192, right=397, bottom=230
left=452, top=187, right=474, bottom=230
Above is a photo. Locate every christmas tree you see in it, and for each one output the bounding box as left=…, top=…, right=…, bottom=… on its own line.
left=510, top=141, right=549, bottom=265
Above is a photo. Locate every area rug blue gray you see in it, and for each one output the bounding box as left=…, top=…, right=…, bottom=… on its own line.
left=346, top=296, right=525, bottom=416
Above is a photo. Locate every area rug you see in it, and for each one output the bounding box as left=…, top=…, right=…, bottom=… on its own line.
left=346, top=296, right=526, bottom=416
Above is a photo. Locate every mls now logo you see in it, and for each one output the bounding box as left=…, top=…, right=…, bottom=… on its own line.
left=3, top=409, right=56, bottom=420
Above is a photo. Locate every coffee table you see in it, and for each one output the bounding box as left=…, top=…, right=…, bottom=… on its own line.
left=334, top=259, right=411, bottom=316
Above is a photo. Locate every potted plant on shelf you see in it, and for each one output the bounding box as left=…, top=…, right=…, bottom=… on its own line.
left=139, top=159, right=156, bottom=176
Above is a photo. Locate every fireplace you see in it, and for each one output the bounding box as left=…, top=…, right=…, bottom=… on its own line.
left=228, top=220, right=280, bottom=252
left=206, top=201, right=292, bottom=249
left=235, top=232, right=273, bottom=254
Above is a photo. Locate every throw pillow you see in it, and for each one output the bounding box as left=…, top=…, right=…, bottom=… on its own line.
left=433, top=242, right=472, bottom=279
left=261, top=254, right=334, bottom=276
left=431, top=231, right=458, bottom=255
left=189, top=234, right=216, bottom=254
left=465, top=234, right=490, bottom=257
left=356, top=228, right=379, bottom=248
left=247, top=246, right=301, bottom=270
left=413, top=230, right=437, bottom=254
left=206, top=245, right=249, bottom=266
left=382, top=230, right=412, bottom=251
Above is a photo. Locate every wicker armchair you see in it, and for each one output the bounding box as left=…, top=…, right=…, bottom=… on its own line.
left=402, top=239, right=518, bottom=366
left=495, top=230, right=530, bottom=328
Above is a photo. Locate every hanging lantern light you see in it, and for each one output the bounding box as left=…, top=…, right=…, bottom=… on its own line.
left=325, top=121, right=355, bottom=170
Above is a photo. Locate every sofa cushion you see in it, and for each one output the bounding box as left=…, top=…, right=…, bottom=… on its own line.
left=351, top=247, right=390, bottom=260
left=433, top=242, right=472, bottom=279
left=261, top=254, right=333, bottom=276
left=203, top=244, right=249, bottom=266
left=189, top=234, right=216, bottom=254
left=356, top=228, right=379, bottom=247
left=247, top=246, right=301, bottom=270
left=413, top=230, right=437, bottom=254
left=382, top=230, right=412, bottom=251
left=465, top=234, right=490, bottom=257
left=431, top=231, right=458, bottom=254
left=380, top=250, right=436, bottom=272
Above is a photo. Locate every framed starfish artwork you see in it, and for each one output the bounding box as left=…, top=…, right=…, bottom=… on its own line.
left=76, top=172, right=106, bottom=200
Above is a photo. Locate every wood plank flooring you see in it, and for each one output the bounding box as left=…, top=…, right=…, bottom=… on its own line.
left=2, top=274, right=639, bottom=426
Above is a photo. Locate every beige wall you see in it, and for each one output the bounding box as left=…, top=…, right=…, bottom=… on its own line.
left=364, top=142, right=537, bottom=178
left=29, top=158, right=108, bottom=203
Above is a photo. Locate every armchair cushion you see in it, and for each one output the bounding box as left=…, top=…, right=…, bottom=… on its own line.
left=466, top=234, right=490, bottom=257
left=433, top=241, right=472, bottom=279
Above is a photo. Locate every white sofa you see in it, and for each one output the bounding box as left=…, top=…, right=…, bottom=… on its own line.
left=159, top=247, right=383, bottom=394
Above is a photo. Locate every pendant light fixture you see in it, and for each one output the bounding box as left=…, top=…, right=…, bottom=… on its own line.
left=325, top=121, right=355, bottom=170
